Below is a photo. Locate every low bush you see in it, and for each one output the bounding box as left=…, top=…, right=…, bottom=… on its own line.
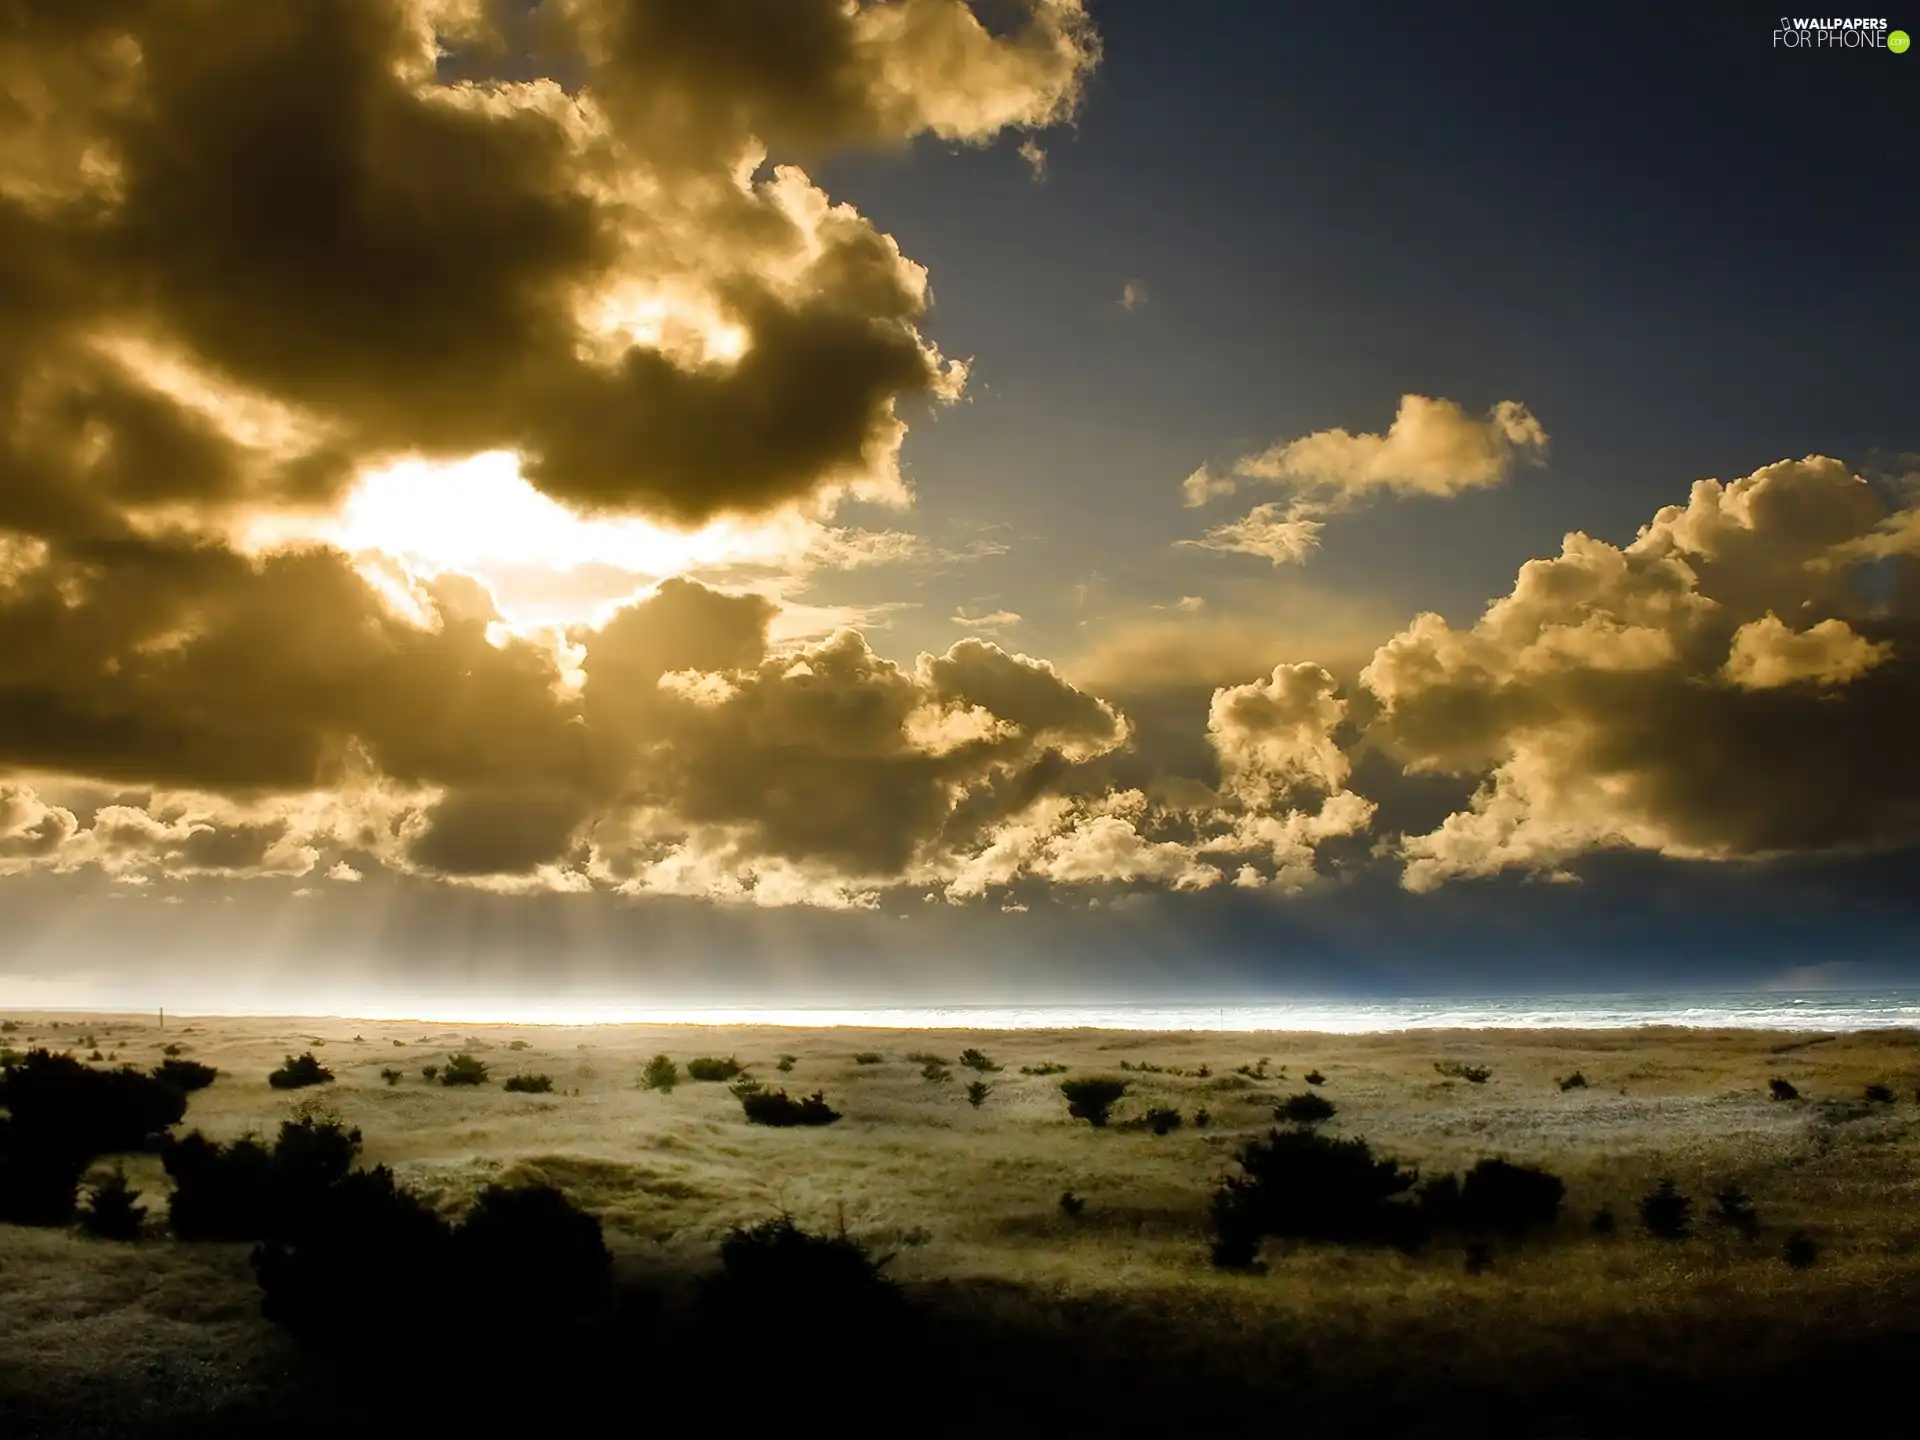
left=707, top=1216, right=902, bottom=1337
left=1276, top=1091, right=1335, bottom=1125
left=853, top=1052, right=884, bottom=1065
left=959, top=1048, right=1002, bottom=1073
left=152, top=1058, right=218, bottom=1092
left=776, top=1054, right=797, bottom=1073
left=905, top=1051, right=949, bottom=1067
left=686, top=1056, right=743, bottom=1082
left=2, top=1048, right=189, bottom=1159
left=440, top=1053, right=489, bottom=1086
left=1434, top=1061, right=1492, bottom=1084
left=739, top=1088, right=842, bottom=1127
left=268, top=1052, right=334, bottom=1090
left=1714, top=1185, right=1759, bottom=1238
left=1783, top=1230, right=1819, bottom=1268
left=379, top=1067, right=403, bottom=1086
left=1210, top=1127, right=1420, bottom=1268
left=1463, top=1240, right=1495, bottom=1274
left=641, top=1054, right=679, bottom=1091
left=163, top=1116, right=363, bottom=1242
left=1058, top=1190, right=1085, bottom=1218
left=0, top=1142, right=85, bottom=1226
left=1558, top=1072, right=1588, bottom=1091
left=1060, top=1077, right=1128, bottom=1128
left=1020, top=1061, right=1068, bottom=1076
left=1234, top=1059, right=1271, bottom=1079
left=1769, top=1077, right=1800, bottom=1101
left=965, top=1081, right=992, bottom=1109
left=1590, top=1205, right=1618, bottom=1235
left=1455, top=1159, right=1564, bottom=1236
left=420, top=1064, right=440, bottom=1082
left=77, top=1167, right=146, bottom=1241
left=921, top=1061, right=952, bottom=1083
left=1865, top=1083, right=1895, bottom=1104
left=1194, top=1108, right=1212, bottom=1128
left=1639, top=1178, right=1692, bottom=1240
left=1304, top=1069, right=1327, bottom=1086
left=1145, top=1107, right=1182, bottom=1135
left=507, top=1040, right=529, bottom=1051
left=453, top=1182, right=611, bottom=1319
left=503, top=1073, right=553, bottom=1094
left=161, top=1043, right=183, bottom=1058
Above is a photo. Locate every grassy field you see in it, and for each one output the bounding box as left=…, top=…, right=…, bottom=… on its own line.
left=4, top=1011, right=1920, bottom=1435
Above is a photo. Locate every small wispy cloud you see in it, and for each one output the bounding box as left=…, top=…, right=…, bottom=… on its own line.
left=1017, top=137, right=1047, bottom=183
left=1120, top=278, right=1148, bottom=311
left=952, top=607, right=1022, bottom=632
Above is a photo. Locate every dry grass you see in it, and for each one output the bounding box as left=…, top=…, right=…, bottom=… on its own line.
left=4, top=1011, right=1920, bottom=1424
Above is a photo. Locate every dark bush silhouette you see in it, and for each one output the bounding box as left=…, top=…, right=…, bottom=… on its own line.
left=1210, top=1126, right=1421, bottom=1267
left=960, top=1048, right=1002, bottom=1073
left=1456, top=1159, right=1564, bottom=1236
left=78, top=1167, right=146, bottom=1241
left=1020, top=1062, right=1068, bottom=1075
left=440, top=1053, right=489, bottom=1086
left=641, top=1054, right=678, bottom=1091
left=88, top=1049, right=103, bottom=1061
left=1304, top=1069, right=1327, bottom=1086
left=1463, top=1240, right=1495, bottom=1274
left=1434, top=1061, right=1492, bottom=1084
left=1714, top=1185, right=1759, bottom=1238
left=1144, top=1107, right=1182, bottom=1135
left=252, top=1165, right=453, bottom=1341
left=1558, top=1072, right=1588, bottom=1091
left=1194, top=1108, right=1212, bottom=1129
left=776, top=1054, right=796, bottom=1073
left=453, top=1182, right=611, bottom=1319
left=1058, top=1190, right=1085, bottom=1219
left=379, top=1067, right=403, bottom=1086
left=161, top=1043, right=183, bottom=1058
left=1590, top=1205, right=1618, bottom=1235
left=1769, top=1077, right=1800, bottom=1101
left=686, top=1056, right=743, bottom=1082
left=1061, top=1078, right=1128, bottom=1128
left=268, top=1052, right=334, bottom=1090
left=420, top=1064, right=440, bottom=1082
left=1639, top=1179, right=1692, bottom=1239
left=503, top=1072, right=553, bottom=1094
left=1865, top=1083, right=1894, bottom=1104
left=163, top=1117, right=362, bottom=1241
left=1783, top=1230, right=1819, bottom=1268
left=1, top=1048, right=188, bottom=1158
left=739, top=1088, right=842, bottom=1127
left=0, top=1140, right=84, bottom=1226
left=1276, top=1091, right=1335, bottom=1125
left=853, top=1052, right=884, bottom=1065
left=921, top=1061, right=952, bottom=1083
left=905, top=1052, right=949, bottom=1067
left=966, top=1081, right=992, bottom=1109
left=707, top=1216, right=900, bottom=1334
left=152, top=1058, right=218, bottom=1092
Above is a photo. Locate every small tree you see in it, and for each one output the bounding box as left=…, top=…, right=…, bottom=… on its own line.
left=440, top=1053, right=489, bottom=1086
left=1639, top=1178, right=1691, bottom=1239
left=268, top=1053, right=334, bottom=1090
left=1060, top=1077, right=1128, bottom=1128
left=503, top=1073, right=553, bottom=1094
left=965, top=1080, right=992, bottom=1109
left=78, top=1167, right=146, bottom=1241
left=1768, top=1077, right=1800, bottom=1101
left=686, top=1056, right=743, bottom=1082
left=641, top=1054, right=679, bottom=1092
left=1210, top=1127, right=1421, bottom=1267
left=959, top=1048, right=1002, bottom=1073
left=1276, top=1091, right=1336, bottom=1125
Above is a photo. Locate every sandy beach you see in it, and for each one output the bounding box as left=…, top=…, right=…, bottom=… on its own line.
left=4, top=1011, right=1920, bottom=1434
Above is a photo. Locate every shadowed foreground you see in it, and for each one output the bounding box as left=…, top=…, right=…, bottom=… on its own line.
left=4, top=1013, right=1920, bottom=1437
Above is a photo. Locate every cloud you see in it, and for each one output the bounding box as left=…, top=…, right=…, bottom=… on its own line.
left=1181, top=395, right=1547, bottom=565
left=1119, top=278, right=1148, bottom=311
left=952, top=607, right=1021, bottom=631
left=1354, top=456, right=1920, bottom=889
left=1017, top=137, right=1047, bottom=182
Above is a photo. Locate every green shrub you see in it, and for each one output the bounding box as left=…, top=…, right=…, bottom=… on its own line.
left=503, top=1073, right=553, bottom=1094
left=738, top=1088, right=841, bottom=1127
left=686, top=1056, right=743, bottom=1082
left=965, top=1080, right=992, bottom=1109
left=1020, top=1061, right=1068, bottom=1076
left=1276, top=1091, right=1335, bottom=1125
left=641, top=1054, right=679, bottom=1091
left=268, top=1052, right=334, bottom=1090
left=152, top=1058, right=218, bottom=1092
left=1639, top=1179, right=1691, bottom=1239
left=1060, top=1077, right=1128, bottom=1128
left=78, top=1167, right=146, bottom=1240
left=440, top=1053, right=489, bottom=1086
left=959, top=1048, right=1002, bottom=1073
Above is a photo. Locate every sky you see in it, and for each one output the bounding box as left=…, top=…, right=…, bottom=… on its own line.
left=2, top=0, right=1918, bottom=1012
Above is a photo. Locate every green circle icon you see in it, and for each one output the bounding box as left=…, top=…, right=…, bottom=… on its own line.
left=1891, top=29, right=1912, bottom=53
